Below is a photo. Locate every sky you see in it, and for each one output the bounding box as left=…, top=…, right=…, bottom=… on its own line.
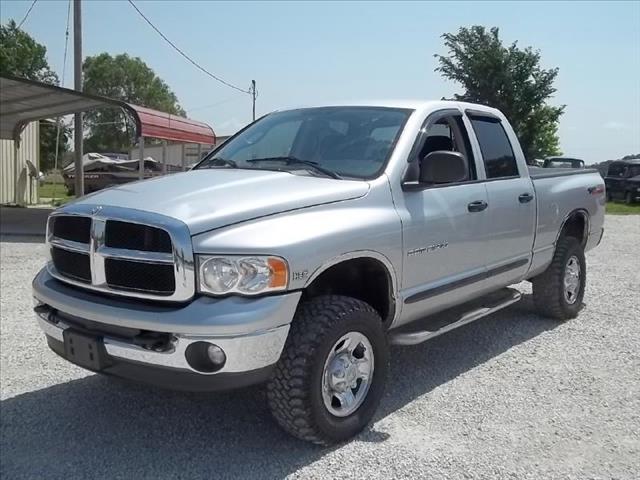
left=2, top=0, right=639, bottom=163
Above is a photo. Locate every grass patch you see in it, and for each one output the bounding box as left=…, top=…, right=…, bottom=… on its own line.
left=39, top=183, right=74, bottom=206
left=606, top=201, right=640, bottom=215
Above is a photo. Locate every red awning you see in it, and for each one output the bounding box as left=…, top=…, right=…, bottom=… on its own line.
left=131, top=105, right=215, bottom=144
left=0, top=75, right=216, bottom=144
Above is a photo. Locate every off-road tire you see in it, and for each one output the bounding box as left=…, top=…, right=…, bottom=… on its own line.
left=266, top=295, right=389, bottom=445
left=532, top=236, right=586, bottom=320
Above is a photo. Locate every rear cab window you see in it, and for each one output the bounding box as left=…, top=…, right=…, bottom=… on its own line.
left=468, top=115, right=519, bottom=179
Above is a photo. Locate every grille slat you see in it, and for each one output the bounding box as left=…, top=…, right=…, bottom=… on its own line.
left=105, top=259, right=175, bottom=295
left=51, top=247, right=91, bottom=283
left=51, top=216, right=91, bottom=244
left=105, top=221, right=172, bottom=253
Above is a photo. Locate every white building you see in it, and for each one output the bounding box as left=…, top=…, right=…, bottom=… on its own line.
left=0, top=122, right=39, bottom=205
left=128, top=136, right=230, bottom=169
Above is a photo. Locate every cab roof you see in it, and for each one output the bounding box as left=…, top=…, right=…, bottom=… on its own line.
left=275, top=100, right=503, bottom=117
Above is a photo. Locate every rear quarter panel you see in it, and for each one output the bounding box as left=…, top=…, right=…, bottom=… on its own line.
left=529, top=171, right=605, bottom=277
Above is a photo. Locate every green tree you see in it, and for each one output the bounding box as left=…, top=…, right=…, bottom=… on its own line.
left=39, top=118, right=71, bottom=171
left=0, top=20, right=58, bottom=83
left=435, top=26, right=565, bottom=162
left=0, top=20, right=70, bottom=171
left=82, top=53, right=186, bottom=152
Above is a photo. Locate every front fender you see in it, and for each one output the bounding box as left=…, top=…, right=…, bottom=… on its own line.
left=191, top=181, right=403, bottom=293
left=303, top=250, right=399, bottom=294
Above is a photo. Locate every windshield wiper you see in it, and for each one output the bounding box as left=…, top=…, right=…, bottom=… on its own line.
left=200, top=157, right=238, bottom=169
left=246, top=156, right=342, bottom=179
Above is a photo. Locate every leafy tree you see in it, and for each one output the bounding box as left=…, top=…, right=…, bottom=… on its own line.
left=39, top=119, right=72, bottom=171
left=82, top=53, right=185, bottom=152
left=0, top=20, right=70, bottom=171
left=0, top=20, right=58, bottom=83
left=435, top=26, right=565, bottom=162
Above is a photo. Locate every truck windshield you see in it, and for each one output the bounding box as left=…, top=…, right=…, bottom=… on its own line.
left=196, top=106, right=412, bottom=179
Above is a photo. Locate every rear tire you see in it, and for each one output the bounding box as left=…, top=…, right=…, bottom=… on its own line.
left=532, top=236, right=586, bottom=320
left=266, top=295, right=389, bottom=445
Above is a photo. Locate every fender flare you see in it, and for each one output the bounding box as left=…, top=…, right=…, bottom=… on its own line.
left=555, top=208, right=590, bottom=249
left=303, top=250, right=401, bottom=325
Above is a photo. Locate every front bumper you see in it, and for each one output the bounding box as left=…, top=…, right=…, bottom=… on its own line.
left=33, top=268, right=301, bottom=391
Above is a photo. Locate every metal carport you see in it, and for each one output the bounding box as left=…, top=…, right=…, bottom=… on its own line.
left=0, top=74, right=216, bottom=203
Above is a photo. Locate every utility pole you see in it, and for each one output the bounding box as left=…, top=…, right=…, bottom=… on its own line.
left=73, top=0, right=83, bottom=197
left=251, top=79, right=256, bottom=121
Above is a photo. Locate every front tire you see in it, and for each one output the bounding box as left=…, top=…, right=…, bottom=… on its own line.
left=267, top=295, right=389, bottom=445
left=532, top=236, right=586, bottom=320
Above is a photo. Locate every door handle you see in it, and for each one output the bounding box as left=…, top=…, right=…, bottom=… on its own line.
left=518, top=193, right=534, bottom=203
left=467, top=200, right=488, bottom=212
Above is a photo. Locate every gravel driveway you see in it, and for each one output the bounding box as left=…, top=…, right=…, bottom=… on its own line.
left=1, top=215, right=638, bottom=479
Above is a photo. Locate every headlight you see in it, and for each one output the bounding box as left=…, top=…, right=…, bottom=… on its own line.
left=197, top=255, right=288, bottom=296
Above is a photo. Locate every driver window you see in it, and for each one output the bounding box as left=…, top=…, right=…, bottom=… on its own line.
left=406, top=115, right=476, bottom=183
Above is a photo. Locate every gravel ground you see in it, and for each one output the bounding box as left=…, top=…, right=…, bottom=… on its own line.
left=1, top=216, right=639, bottom=479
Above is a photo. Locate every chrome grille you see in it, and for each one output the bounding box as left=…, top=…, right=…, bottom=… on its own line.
left=46, top=205, right=195, bottom=302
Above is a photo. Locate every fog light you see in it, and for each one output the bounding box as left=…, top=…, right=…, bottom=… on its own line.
left=185, top=341, right=226, bottom=373
left=207, top=344, right=226, bottom=365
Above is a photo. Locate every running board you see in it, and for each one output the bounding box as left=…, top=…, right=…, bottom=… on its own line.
left=390, top=288, right=522, bottom=346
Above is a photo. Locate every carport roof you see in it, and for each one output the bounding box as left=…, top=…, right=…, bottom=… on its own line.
left=0, top=75, right=215, bottom=144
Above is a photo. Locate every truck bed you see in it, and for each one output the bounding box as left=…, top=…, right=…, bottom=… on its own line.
left=527, top=167, right=605, bottom=279
left=528, top=166, right=600, bottom=179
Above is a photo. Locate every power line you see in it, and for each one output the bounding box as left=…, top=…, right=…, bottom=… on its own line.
left=60, top=0, right=71, bottom=88
left=127, top=0, right=251, bottom=95
left=52, top=0, right=72, bottom=202
left=186, top=96, right=239, bottom=114
left=17, top=0, right=38, bottom=29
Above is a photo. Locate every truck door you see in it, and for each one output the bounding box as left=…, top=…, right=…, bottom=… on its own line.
left=466, top=113, right=536, bottom=287
left=397, top=109, right=490, bottom=325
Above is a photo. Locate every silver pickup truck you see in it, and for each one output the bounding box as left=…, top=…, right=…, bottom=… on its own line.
left=33, top=101, right=605, bottom=444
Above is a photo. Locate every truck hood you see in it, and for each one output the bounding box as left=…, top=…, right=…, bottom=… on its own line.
left=72, top=169, right=370, bottom=234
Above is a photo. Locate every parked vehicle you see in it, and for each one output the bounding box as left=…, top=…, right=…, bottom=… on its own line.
left=63, top=152, right=181, bottom=195
left=604, top=159, right=640, bottom=203
left=33, top=101, right=605, bottom=444
left=542, top=157, right=585, bottom=169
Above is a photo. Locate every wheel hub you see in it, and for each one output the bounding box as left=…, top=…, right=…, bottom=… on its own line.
left=564, top=255, right=581, bottom=304
left=322, top=332, right=374, bottom=417
left=328, top=355, right=359, bottom=391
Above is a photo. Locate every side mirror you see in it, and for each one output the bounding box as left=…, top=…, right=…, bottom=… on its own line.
left=419, top=150, right=469, bottom=184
